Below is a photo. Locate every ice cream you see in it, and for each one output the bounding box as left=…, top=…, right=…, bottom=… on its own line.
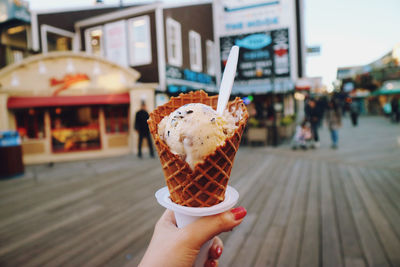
left=157, top=103, right=239, bottom=169
left=148, top=90, right=248, bottom=206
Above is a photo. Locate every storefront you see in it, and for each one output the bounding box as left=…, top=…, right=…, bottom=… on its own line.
left=0, top=51, right=156, bottom=164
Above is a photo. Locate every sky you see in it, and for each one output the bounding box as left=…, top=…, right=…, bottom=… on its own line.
left=27, top=0, right=400, bottom=87
left=305, top=0, right=400, bottom=87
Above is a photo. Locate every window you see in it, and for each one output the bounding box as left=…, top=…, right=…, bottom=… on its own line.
left=104, top=105, right=129, bottom=133
left=206, top=40, right=215, bottom=75
left=14, top=109, right=45, bottom=139
left=128, top=15, right=152, bottom=66
left=166, top=18, right=182, bottom=67
left=85, top=26, right=104, bottom=57
left=41, top=24, right=75, bottom=53
left=189, top=30, right=202, bottom=72
left=50, top=106, right=101, bottom=152
left=104, top=20, right=129, bottom=66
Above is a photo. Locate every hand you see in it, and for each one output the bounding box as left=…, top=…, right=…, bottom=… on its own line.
left=139, top=207, right=247, bottom=267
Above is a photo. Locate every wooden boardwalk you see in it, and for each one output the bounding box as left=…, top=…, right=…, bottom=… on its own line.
left=0, top=116, right=399, bottom=267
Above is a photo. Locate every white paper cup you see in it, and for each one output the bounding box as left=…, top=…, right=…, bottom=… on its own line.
left=155, top=186, right=239, bottom=267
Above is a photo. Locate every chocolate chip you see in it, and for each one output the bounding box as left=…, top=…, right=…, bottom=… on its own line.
left=211, top=118, right=215, bottom=123
left=167, top=131, right=170, bottom=137
left=179, top=116, right=184, bottom=119
left=186, top=110, right=193, bottom=114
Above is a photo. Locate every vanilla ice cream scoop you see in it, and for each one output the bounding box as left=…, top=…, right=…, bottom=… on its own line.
left=158, top=103, right=238, bottom=169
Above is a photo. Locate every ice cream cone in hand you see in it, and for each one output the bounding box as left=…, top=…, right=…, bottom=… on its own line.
left=148, top=90, right=248, bottom=207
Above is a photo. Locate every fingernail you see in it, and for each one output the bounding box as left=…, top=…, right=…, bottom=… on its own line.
left=231, top=206, right=247, bottom=220
left=210, top=260, right=216, bottom=267
left=216, top=246, right=223, bottom=257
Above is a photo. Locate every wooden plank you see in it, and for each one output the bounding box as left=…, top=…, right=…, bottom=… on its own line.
left=320, top=161, right=343, bottom=267
left=367, top=169, right=400, bottom=212
left=252, top=160, right=302, bottom=267
left=0, top=166, right=163, bottom=247
left=329, top=163, right=365, bottom=265
left=298, top=160, right=320, bottom=267
left=276, top=160, right=310, bottom=267
left=348, top=166, right=400, bottom=266
left=3, top=167, right=163, bottom=266
left=67, top=208, right=161, bottom=266
left=340, top=166, right=390, bottom=267
left=15, top=184, right=161, bottom=266
left=0, top=205, right=102, bottom=257
left=230, top=159, right=297, bottom=267
left=360, top=167, right=400, bottom=238
left=344, top=258, right=366, bottom=267
left=219, top=157, right=284, bottom=266
left=218, top=214, right=257, bottom=267
left=39, top=201, right=159, bottom=266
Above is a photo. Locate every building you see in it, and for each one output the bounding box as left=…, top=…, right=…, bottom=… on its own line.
left=1, top=0, right=306, bottom=158
left=74, top=1, right=217, bottom=95
left=0, top=52, right=155, bottom=164
left=0, top=1, right=127, bottom=67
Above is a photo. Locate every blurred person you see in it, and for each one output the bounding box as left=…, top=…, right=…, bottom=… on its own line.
left=135, top=101, right=154, bottom=158
left=391, top=96, right=399, bottom=123
left=350, top=99, right=360, bottom=126
left=326, top=99, right=342, bottom=149
left=291, top=120, right=313, bottom=150
left=139, top=207, right=247, bottom=267
left=305, top=98, right=321, bottom=147
left=316, top=96, right=327, bottom=128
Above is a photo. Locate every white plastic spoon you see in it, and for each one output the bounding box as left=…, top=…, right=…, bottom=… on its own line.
left=217, top=45, right=240, bottom=115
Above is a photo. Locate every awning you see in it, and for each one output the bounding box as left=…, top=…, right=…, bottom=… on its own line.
left=372, top=80, right=400, bottom=96
left=7, top=93, right=130, bottom=109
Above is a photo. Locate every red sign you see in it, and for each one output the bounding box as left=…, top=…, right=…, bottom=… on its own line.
left=50, top=74, right=90, bottom=96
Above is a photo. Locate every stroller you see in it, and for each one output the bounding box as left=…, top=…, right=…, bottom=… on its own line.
left=291, top=121, right=313, bottom=150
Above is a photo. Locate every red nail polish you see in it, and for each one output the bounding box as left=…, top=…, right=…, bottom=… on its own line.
left=231, top=206, right=247, bottom=220
left=216, top=246, right=223, bottom=257
left=210, top=260, right=216, bottom=267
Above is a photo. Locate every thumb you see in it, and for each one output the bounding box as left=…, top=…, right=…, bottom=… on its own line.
left=182, top=206, right=247, bottom=249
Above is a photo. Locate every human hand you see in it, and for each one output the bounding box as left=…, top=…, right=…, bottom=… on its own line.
left=139, top=207, right=247, bottom=267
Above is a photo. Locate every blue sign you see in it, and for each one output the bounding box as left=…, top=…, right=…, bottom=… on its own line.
left=166, top=65, right=216, bottom=85
left=0, top=131, right=21, bottom=147
left=235, top=33, right=271, bottom=50
left=168, top=85, right=191, bottom=94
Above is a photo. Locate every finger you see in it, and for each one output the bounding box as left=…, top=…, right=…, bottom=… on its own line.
left=183, top=206, right=246, bottom=248
left=204, top=259, right=218, bottom=267
left=209, top=237, right=223, bottom=260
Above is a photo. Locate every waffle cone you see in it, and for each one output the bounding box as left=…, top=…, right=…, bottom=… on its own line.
left=148, top=90, right=248, bottom=207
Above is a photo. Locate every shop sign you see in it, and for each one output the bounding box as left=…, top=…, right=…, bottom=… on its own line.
left=214, top=0, right=299, bottom=94
left=50, top=73, right=90, bottom=96
left=167, top=85, right=193, bottom=94
left=0, top=0, right=30, bottom=24
left=165, top=65, right=217, bottom=93
left=104, top=20, right=129, bottom=67
left=221, top=29, right=290, bottom=81
left=214, top=0, right=296, bottom=36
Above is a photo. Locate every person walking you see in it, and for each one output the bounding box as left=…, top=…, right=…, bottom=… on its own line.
left=391, top=96, right=399, bottom=123
left=350, top=99, right=360, bottom=126
left=305, top=98, right=322, bottom=148
left=326, top=99, right=342, bottom=149
left=135, top=101, right=154, bottom=158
